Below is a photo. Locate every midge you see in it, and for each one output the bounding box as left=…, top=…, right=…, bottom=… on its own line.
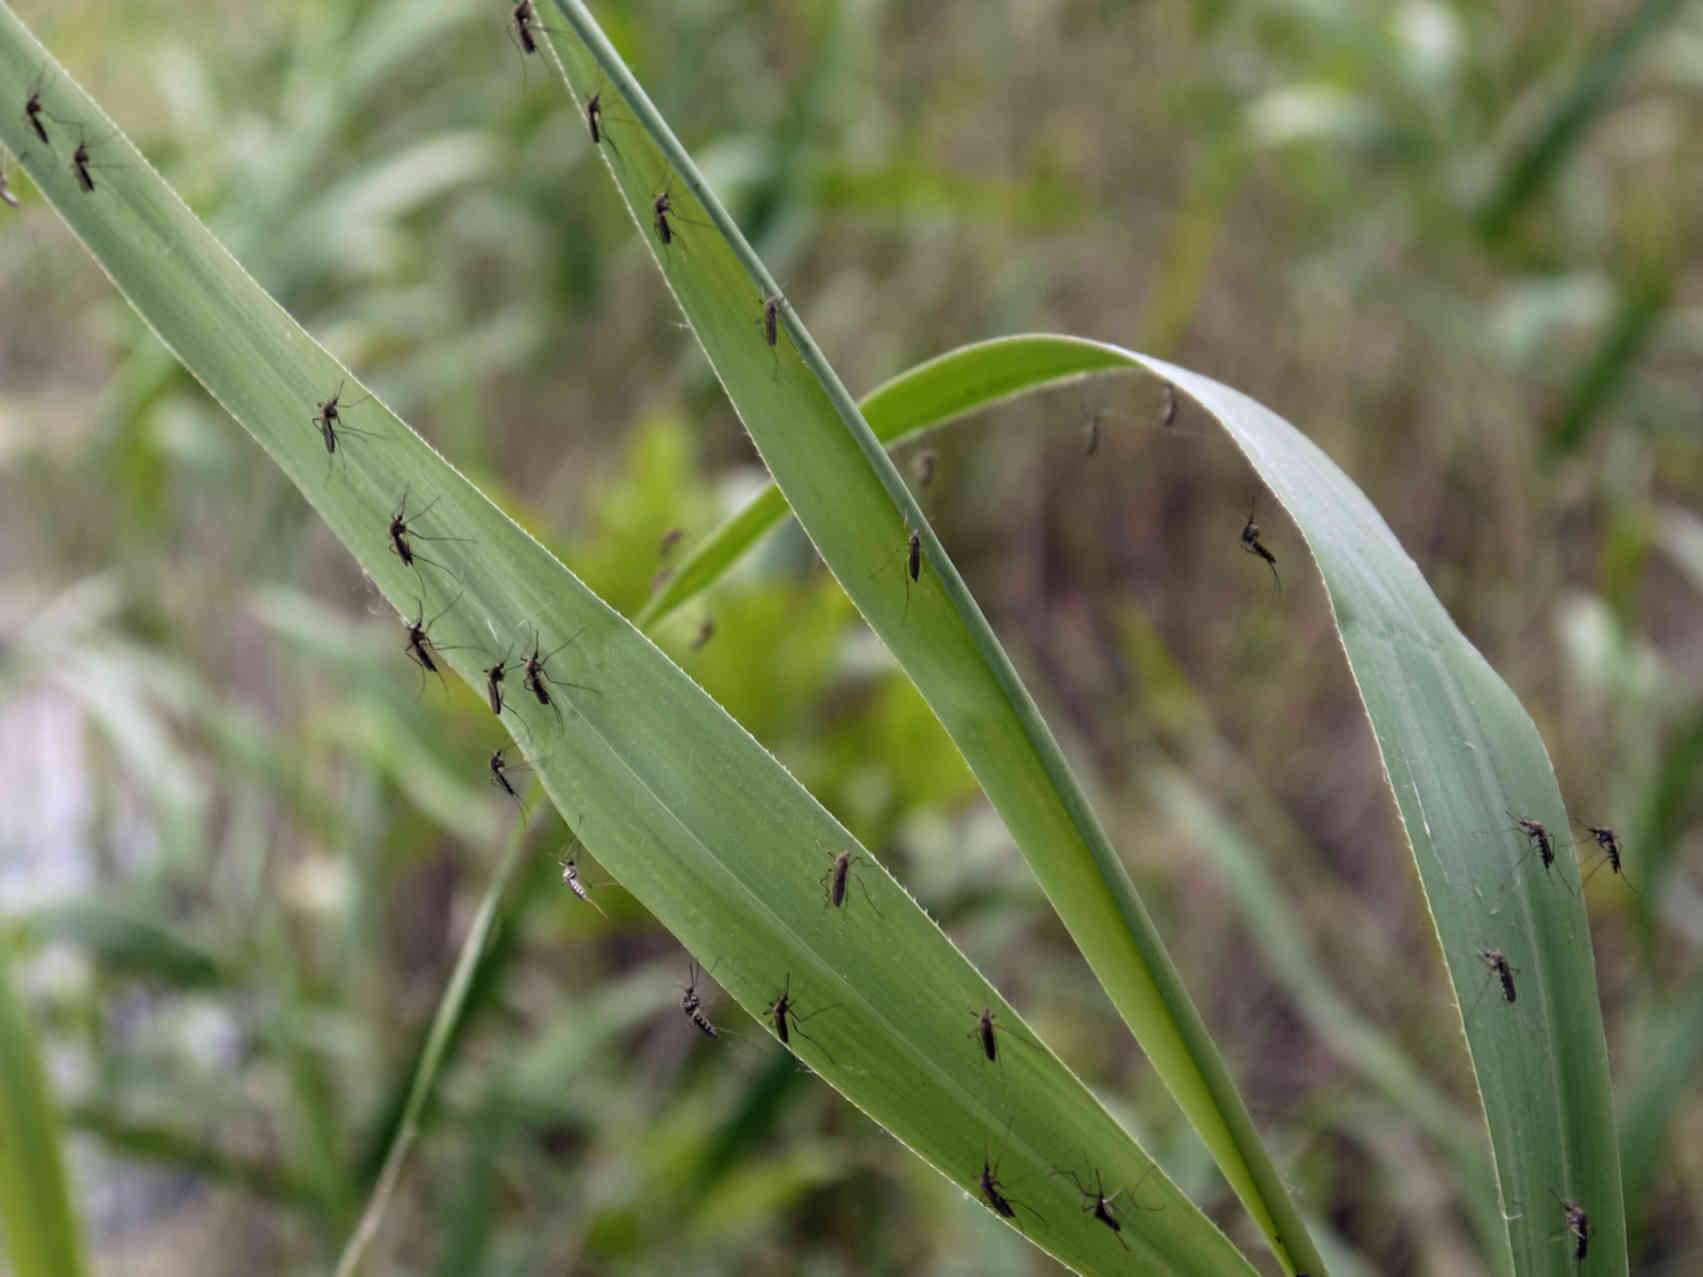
left=521, top=626, right=596, bottom=708
left=966, top=1003, right=1028, bottom=1063
left=401, top=592, right=467, bottom=693
left=23, top=65, right=52, bottom=146
left=310, top=381, right=376, bottom=455
left=1478, top=947, right=1518, bottom=1005
left=767, top=972, right=838, bottom=1060
left=509, top=0, right=539, bottom=54
left=977, top=1147, right=1043, bottom=1226
left=482, top=647, right=515, bottom=715
left=680, top=960, right=723, bottom=1040
left=388, top=487, right=472, bottom=577
left=1050, top=1160, right=1160, bottom=1249
left=1577, top=821, right=1635, bottom=891
left=557, top=850, right=606, bottom=917
left=1239, top=495, right=1281, bottom=591
left=1553, top=1192, right=1589, bottom=1261
left=819, top=847, right=881, bottom=916
left=487, top=747, right=527, bottom=803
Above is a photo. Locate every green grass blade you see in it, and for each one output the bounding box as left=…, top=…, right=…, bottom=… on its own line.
left=0, top=948, right=86, bottom=1277
left=1156, top=353, right=1625, bottom=1276
left=1476, top=0, right=1687, bottom=241
left=545, top=9, right=1320, bottom=1271
left=0, top=14, right=1254, bottom=1276
left=638, top=336, right=1128, bottom=630
left=640, top=317, right=1624, bottom=1270
left=334, top=820, right=534, bottom=1277
left=552, top=11, right=1347, bottom=1272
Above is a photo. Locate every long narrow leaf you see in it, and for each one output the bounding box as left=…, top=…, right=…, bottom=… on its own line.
left=545, top=7, right=1323, bottom=1270
left=0, top=14, right=1254, bottom=1276
left=0, top=949, right=85, bottom=1277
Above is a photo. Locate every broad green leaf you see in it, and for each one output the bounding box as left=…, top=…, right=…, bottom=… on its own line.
left=545, top=7, right=1321, bottom=1271
left=0, top=12, right=1254, bottom=1276
left=0, top=948, right=86, bottom=1277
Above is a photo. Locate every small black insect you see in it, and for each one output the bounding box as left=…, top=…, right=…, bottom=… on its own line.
left=1051, top=1161, right=1159, bottom=1248
left=652, top=190, right=674, bottom=245
left=976, top=1147, right=1042, bottom=1226
left=968, top=1005, right=1002, bottom=1062
left=401, top=592, right=466, bottom=691
left=907, top=529, right=921, bottom=583
left=483, top=648, right=514, bottom=715
left=819, top=847, right=881, bottom=916
left=1239, top=496, right=1281, bottom=591
left=70, top=133, right=95, bottom=193
left=1511, top=813, right=1556, bottom=871
left=522, top=626, right=595, bottom=707
left=488, top=747, right=525, bottom=802
left=1479, top=947, right=1518, bottom=1005
left=510, top=0, right=538, bottom=53
left=23, top=66, right=50, bottom=146
left=585, top=89, right=606, bottom=142
left=1552, top=1192, right=1589, bottom=1261
left=915, top=448, right=937, bottom=488
left=1576, top=821, right=1636, bottom=892
left=691, top=616, right=715, bottom=651
left=388, top=487, right=471, bottom=578
left=558, top=850, right=606, bottom=917
left=311, top=380, right=375, bottom=455
left=768, top=972, right=837, bottom=1061
left=681, top=960, right=723, bottom=1039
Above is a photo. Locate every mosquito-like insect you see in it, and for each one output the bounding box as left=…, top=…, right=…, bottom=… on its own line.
left=753, top=293, right=784, bottom=378
left=1553, top=1192, right=1589, bottom=1261
left=691, top=616, right=715, bottom=651
left=401, top=592, right=467, bottom=693
left=819, top=847, right=881, bottom=917
left=658, top=526, right=684, bottom=559
left=487, top=746, right=529, bottom=806
left=311, top=381, right=377, bottom=456
left=388, top=487, right=472, bottom=581
left=23, top=65, right=52, bottom=146
left=768, top=973, right=838, bottom=1061
left=681, top=960, right=723, bottom=1039
left=557, top=849, right=606, bottom=917
left=1465, top=947, right=1520, bottom=1023
left=1050, top=1159, right=1161, bottom=1248
left=969, top=1005, right=999, bottom=1062
left=977, top=1145, right=1043, bottom=1226
left=509, top=0, right=541, bottom=53
left=651, top=189, right=677, bottom=245
left=1239, top=495, right=1281, bottom=592
left=915, top=448, right=937, bottom=488
left=522, top=626, right=596, bottom=708
left=1576, top=821, right=1636, bottom=893
left=1483, top=810, right=1576, bottom=904
left=483, top=647, right=515, bottom=715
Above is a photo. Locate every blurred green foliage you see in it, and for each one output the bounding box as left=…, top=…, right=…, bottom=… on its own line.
left=0, top=0, right=1698, bottom=1273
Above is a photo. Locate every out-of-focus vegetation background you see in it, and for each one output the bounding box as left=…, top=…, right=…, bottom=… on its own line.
left=1, top=0, right=1699, bottom=1272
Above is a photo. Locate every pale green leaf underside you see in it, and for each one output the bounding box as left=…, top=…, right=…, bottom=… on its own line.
left=0, top=9, right=1253, bottom=1276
